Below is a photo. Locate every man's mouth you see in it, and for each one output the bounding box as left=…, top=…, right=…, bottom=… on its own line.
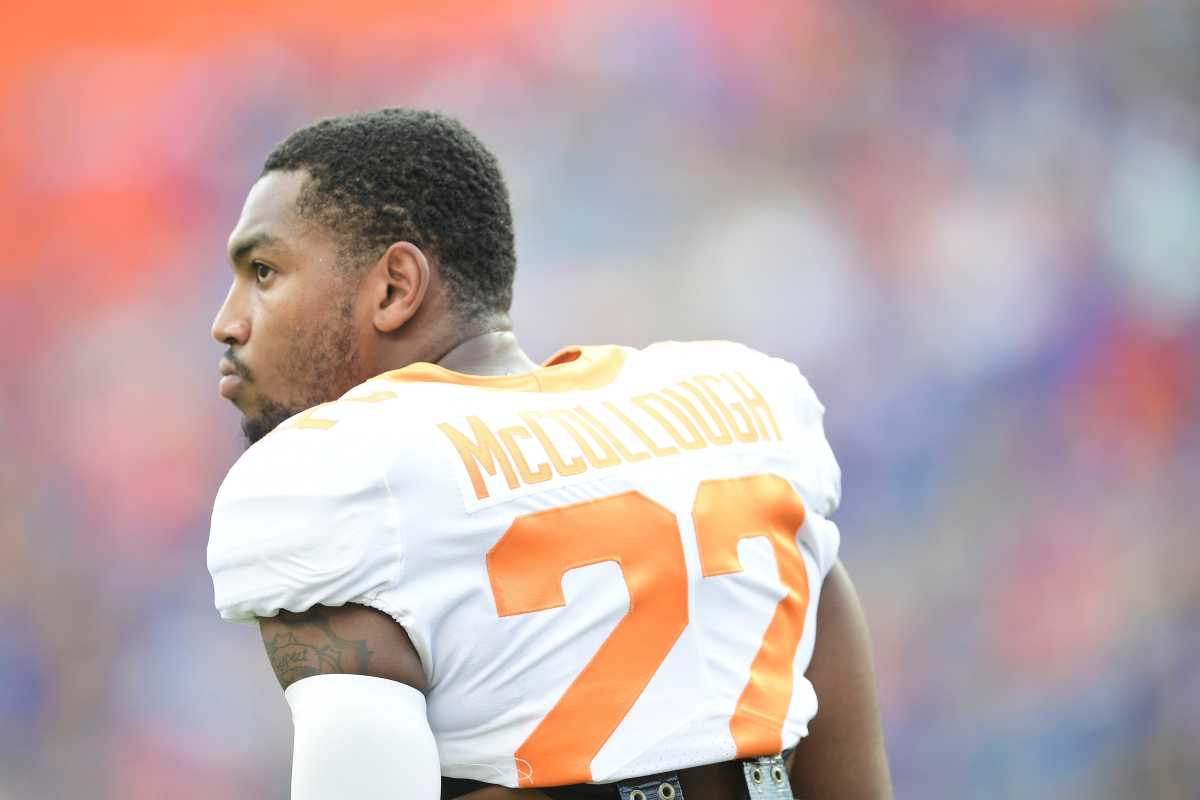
left=218, top=373, right=243, bottom=400
left=218, top=359, right=245, bottom=401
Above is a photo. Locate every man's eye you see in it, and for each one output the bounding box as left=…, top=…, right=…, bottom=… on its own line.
left=253, top=262, right=275, bottom=283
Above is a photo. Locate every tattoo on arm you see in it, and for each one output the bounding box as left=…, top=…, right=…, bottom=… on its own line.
left=262, top=607, right=374, bottom=688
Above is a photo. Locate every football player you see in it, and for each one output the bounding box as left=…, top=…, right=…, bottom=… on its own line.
left=208, top=109, right=893, bottom=800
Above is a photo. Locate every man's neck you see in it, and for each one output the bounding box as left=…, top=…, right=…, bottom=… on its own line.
left=435, top=330, right=539, bottom=376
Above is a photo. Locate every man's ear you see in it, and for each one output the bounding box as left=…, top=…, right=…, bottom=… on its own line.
left=371, top=242, right=431, bottom=334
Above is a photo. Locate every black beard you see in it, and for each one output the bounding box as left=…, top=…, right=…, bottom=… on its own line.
left=241, top=397, right=305, bottom=447
left=235, top=283, right=360, bottom=449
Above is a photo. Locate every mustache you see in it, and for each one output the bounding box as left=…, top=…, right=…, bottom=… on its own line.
left=224, top=349, right=253, bottom=381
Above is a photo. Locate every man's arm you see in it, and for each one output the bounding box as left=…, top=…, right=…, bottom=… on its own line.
left=259, top=603, right=427, bottom=691
left=790, top=561, right=894, bottom=799
left=259, top=604, right=438, bottom=800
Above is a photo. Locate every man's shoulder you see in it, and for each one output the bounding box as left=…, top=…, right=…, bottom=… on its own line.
left=208, top=380, right=413, bottom=624
left=642, top=338, right=770, bottom=358
left=637, top=339, right=811, bottom=396
left=215, top=380, right=423, bottom=508
left=640, top=339, right=796, bottom=371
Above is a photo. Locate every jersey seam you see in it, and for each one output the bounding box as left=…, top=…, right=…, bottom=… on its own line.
left=376, top=466, right=437, bottom=685
left=379, top=469, right=407, bottom=594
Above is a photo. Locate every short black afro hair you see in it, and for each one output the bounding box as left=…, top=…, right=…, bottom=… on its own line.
left=263, top=108, right=516, bottom=320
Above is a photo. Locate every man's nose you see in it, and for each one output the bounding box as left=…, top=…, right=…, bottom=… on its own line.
left=211, top=285, right=250, bottom=346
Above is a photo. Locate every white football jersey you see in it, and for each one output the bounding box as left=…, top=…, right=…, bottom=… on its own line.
left=208, top=341, right=841, bottom=788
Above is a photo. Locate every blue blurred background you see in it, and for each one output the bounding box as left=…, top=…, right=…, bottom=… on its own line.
left=1, top=0, right=1197, bottom=797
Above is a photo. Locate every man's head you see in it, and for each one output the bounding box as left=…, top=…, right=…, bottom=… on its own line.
left=212, top=109, right=517, bottom=445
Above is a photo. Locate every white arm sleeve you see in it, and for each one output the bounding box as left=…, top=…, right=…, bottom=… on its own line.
left=285, top=674, right=440, bottom=800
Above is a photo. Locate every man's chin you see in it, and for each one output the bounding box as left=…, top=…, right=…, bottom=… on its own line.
left=240, top=401, right=303, bottom=447
left=240, top=415, right=279, bottom=447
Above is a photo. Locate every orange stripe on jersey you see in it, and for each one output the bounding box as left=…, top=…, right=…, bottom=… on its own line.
left=382, top=345, right=627, bottom=392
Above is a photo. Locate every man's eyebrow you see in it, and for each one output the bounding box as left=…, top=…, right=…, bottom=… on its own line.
left=229, top=232, right=281, bottom=265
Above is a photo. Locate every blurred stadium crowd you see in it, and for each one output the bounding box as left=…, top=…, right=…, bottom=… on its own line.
left=0, top=1, right=1197, bottom=797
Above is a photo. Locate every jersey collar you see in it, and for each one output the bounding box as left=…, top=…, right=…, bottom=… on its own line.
left=378, top=345, right=627, bottom=392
